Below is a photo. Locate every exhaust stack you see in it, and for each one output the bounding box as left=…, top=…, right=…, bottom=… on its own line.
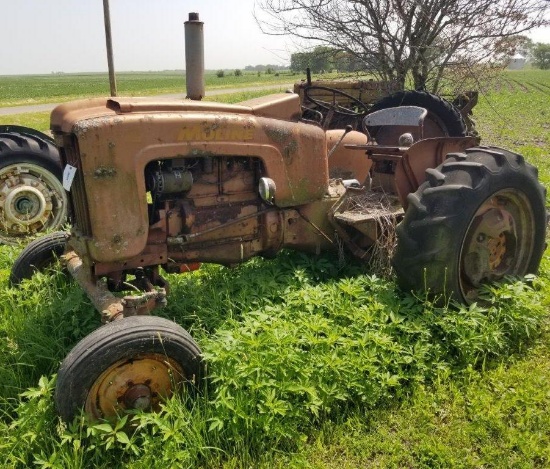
left=184, top=12, right=205, bottom=101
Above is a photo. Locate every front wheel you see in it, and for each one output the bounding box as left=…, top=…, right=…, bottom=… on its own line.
left=393, top=147, right=547, bottom=303
left=9, top=231, right=69, bottom=286
left=55, top=315, right=204, bottom=422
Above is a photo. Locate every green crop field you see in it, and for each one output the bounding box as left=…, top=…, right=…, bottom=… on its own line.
left=0, top=70, right=296, bottom=107
left=0, top=70, right=548, bottom=468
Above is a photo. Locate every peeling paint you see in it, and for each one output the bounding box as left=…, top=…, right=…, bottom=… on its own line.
left=74, top=117, right=114, bottom=137
left=190, top=149, right=217, bottom=157
left=177, top=123, right=255, bottom=141
left=94, top=166, right=117, bottom=178
left=264, top=126, right=298, bottom=164
left=265, top=126, right=293, bottom=145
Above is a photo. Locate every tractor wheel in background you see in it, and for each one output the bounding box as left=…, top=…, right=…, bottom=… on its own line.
left=0, top=130, right=68, bottom=244
left=392, top=147, right=547, bottom=303
left=55, top=315, right=204, bottom=422
left=9, top=231, right=69, bottom=286
left=368, top=90, right=467, bottom=145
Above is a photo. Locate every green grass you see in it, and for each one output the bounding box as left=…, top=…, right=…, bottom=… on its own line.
left=0, top=70, right=298, bottom=107
left=0, top=70, right=548, bottom=468
left=474, top=70, right=550, bottom=191
left=0, top=89, right=292, bottom=133
left=0, top=112, right=51, bottom=132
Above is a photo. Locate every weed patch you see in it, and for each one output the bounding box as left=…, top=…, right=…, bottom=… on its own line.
left=0, top=251, right=547, bottom=467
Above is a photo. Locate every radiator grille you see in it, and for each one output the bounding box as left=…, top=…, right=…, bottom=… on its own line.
left=61, top=136, right=92, bottom=237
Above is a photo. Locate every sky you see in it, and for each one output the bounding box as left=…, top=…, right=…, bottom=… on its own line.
left=1, top=1, right=549, bottom=76
left=1, top=0, right=292, bottom=75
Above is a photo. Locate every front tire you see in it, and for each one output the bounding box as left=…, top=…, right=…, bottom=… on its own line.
left=393, top=147, right=547, bottom=303
left=9, top=231, right=69, bottom=286
left=55, top=316, right=204, bottom=422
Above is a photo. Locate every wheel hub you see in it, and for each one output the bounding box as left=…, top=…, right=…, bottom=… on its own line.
left=460, top=189, right=534, bottom=301
left=463, top=206, right=514, bottom=286
left=0, top=164, right=67, bottom=241
left=487, top=233, right=507, bottom=270
left=84, top=354, right=184, bottom=420
left=123, top=383, right=152, bottom=410
left=4, top=185, right=49, bottom=225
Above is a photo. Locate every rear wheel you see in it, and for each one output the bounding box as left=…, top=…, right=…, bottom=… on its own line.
left=55, top=315, right=204, bottom=422
left=393, top=147, right=547, bottom=303
left=9, top=231, right=69, bottom=286
left=368, top=90, right=467, bottom=144
left=0, top=131, right=67, bottom=244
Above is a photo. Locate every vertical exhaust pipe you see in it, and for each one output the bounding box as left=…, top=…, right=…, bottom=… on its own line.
left=185, top=12, right=205, bottom=101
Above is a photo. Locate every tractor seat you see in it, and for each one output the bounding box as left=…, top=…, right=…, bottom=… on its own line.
left=363, top=106, right=427, bottom=145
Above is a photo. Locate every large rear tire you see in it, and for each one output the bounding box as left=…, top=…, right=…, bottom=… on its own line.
left=55, top=315, right=204, bottom=422
left=368, top=90, right=467, bottom=145
left=0, top=130, right=67, bottom=244
left=392, top=147, right=547, bottom=303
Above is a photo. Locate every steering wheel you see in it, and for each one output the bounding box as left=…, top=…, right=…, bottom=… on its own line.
left=304, top=85, right=370, bottom=117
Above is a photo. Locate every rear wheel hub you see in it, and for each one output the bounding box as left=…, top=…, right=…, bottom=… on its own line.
left=460, top=190, right=534, bottom=301
left=0, top=163, right=67, bottom=241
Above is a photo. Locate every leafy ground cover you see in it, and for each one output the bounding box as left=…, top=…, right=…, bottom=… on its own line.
left=0, top=70, right=548, bottom=468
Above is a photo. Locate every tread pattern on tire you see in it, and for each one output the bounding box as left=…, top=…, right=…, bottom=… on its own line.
left=55, top=315, right=204, bottom=422
left=0, top=130, right=62, bottom=177
left=392, top=146, right=547, bottom=302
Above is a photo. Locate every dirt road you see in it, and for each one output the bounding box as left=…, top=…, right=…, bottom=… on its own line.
left=0, top=83, right=294, bottom=116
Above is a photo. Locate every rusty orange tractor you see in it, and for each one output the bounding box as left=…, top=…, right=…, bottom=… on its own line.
left=10, top=15, right=547, bottom=423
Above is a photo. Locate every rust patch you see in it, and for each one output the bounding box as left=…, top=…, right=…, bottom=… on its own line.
left=177, top=118, right=255, bottom=141
left=94, top=166, right=117, bottom=178
left=73, top=117, right=112, bottom=137
left=194, top=204, right=244, bottom=226
left=265, top=126, right=292, bottom=145
left=112, top=234, right=123, bottom=245
left=264, top=127, right=298, bottom=163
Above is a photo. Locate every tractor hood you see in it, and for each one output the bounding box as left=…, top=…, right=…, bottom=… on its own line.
left=50, top=93, right=329, bottom=263
left=51, top=93, right=303, bottom=134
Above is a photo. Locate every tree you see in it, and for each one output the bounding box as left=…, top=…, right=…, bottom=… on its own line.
left=290, top=46, right=336, bottom=72
left=532, top=43, right=550, bottom=69
left=514, top=35, right=535, bottom=58
left=256, top=0, right=549, bottom=92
